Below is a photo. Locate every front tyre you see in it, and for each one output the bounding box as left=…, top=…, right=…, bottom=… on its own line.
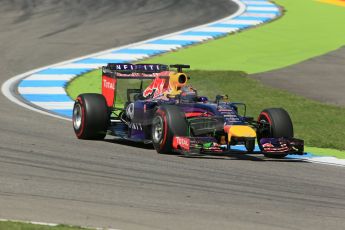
left=257, top=108, right=293, bottom=158
left=73, top=93, right=109, bottom=140
left=152, top=105, right=188, bottom=154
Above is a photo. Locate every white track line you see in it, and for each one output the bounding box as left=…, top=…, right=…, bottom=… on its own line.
left=242, top=1, right=274, bottom=5
left=194, top=27, right=239, bottom=33
left=222, top=19, right=262, bottom=25
left=25, top=74, right=76, bottom=81
left=241, top=12, right=277, bottom=18
left=53, top=63, right=104, bottom=69
left=162, top=35, right=213, bottom=41
left=247, top=6, right=279, bottom=11
left=32, top=101, right=75, bottom=110
left=1, top=0, right=246, bottom=121
left=128, top=43, right=182, bottom=50
left=93, top=53, right=149, bottom=60
left=305, top=157, right=345, bottom=167
left=18, top=87, right=67, bottom=94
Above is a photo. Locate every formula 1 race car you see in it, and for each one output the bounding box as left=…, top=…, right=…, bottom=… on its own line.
left=72, top=63, right=304, bottom=158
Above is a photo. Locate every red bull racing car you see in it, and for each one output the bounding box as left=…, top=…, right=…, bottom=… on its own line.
left=72, top=63, right=304, bottom=158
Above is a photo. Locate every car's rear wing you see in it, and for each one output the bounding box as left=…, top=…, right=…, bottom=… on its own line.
left=102, top=63, right=169, bottom=78
left=102, top=63, right=170, bottom=107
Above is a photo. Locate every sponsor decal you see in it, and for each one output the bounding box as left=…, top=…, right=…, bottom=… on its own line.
left=107, top=63, right=168, bottom=72
left=103, top=78, right=115, bottom=90
left=262, top=143, right=274, bottom=148
left=114, top=71, right=168, bottom=79
left=114, top=64, right=135, bottom=71
left=130, top=123, right=143, bottom=130
left=173, top=136, right=190, bottom=151
left=115, top=72, right=153, bottom=78
left=185, top=112, right=210, bottom=118
left=102, top=75, right=116, bottom=107
left=143, top=77, right=169, bottom=98
left=136, top=64, right=166, bottom=72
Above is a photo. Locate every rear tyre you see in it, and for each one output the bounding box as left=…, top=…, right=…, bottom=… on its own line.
left=152, top=105, right=188, bottom=154
left=257, top=108, right=293, bottom=158
left=73, top=93, right=109, bottom=140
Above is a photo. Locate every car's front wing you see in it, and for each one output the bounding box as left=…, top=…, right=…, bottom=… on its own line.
left=172, top=136, right=305, bottom=156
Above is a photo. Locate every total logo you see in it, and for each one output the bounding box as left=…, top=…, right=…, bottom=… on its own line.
left=174, top=137, right=190, bottom=151
left=103, top=79, right=115, bottom=90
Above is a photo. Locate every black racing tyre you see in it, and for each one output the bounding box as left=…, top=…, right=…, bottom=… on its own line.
left=257, top=108, right=293, bottom=158
left=151, top=105, right=188, bottom=154
left=73, top=93, right=109, bottom=140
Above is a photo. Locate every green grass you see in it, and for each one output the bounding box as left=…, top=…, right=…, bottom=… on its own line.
left=305, top=146, right=345, bottom=159
left=0, top=221, right=90, bottom=230
left=66, top=70, right=345, bottom=159
left=145, top=0, right=345, bottom=73
left=67, top=70, right=102, bottom=100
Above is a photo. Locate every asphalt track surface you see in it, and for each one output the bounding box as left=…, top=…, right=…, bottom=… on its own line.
left=0, top=1, right=344, bottom=229
left=252, top=46, right=345, bottom=106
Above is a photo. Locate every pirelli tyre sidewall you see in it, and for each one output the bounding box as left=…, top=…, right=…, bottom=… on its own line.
left=257, top=108, right=294, bottom=158
left=152, top=105, right=188, bottom=154
left=73, top=93, right=109, bottom=140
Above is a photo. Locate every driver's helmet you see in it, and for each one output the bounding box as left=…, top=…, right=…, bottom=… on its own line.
left=180, top=85, right=197, bottom=103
